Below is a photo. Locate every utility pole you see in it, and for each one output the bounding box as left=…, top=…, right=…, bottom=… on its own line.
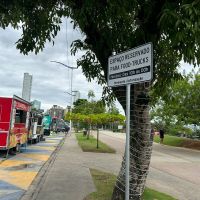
left=50, top=61, right=77, bottom=131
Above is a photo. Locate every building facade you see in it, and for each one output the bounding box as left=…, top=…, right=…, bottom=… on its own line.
left=31, top=100, right=41, bottom=110
left=47, top=105, right=65, bottom=119
left=22, top=73, right=32, bottom=102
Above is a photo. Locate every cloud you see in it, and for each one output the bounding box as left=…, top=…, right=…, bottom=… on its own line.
left=0, top=19, right=103, bottom=111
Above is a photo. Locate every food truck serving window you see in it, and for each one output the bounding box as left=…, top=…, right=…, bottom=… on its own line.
left=15, top=109, right=27, bottom=123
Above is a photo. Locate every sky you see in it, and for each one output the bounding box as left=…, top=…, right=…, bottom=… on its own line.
left=0, top=19, right=104, bottom=111
left=0, top=18, right=196, bottom=113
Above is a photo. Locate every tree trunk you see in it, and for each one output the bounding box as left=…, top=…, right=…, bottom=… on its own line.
left=87, top=124, right=91, bottom=139
left=112, top=83, right=153, bottom=200
left=97, top=128, right=99, bottom=149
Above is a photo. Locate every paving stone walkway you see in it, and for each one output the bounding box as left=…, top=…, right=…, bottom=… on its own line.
left=0, top=133, right=65, bottom=200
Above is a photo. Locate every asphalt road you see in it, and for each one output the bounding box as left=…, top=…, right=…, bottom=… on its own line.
left=94, top=130, right=200, bottom=200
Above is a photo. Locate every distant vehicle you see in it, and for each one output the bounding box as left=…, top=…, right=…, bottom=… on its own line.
left=0, top=95, right=31, bottom=153
left=64, top=123, right=70, bottom=133
left=51, top=117, right=68, bottom=133
left=42, top=114, right=52, bottom=136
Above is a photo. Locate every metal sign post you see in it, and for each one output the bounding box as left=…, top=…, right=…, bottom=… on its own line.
left=125, top=84, right=130, bottom=200
left=108, top=43, right=153, bottom=200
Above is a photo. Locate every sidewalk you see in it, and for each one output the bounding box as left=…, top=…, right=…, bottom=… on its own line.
left=21, top=134, right=96, bottom=200
left=21, top=130, right=200, bottom=200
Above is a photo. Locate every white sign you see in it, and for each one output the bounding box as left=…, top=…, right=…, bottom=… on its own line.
left=118, top=125, right=123, bottom=130
left=108, top=43, right=153, bottom=87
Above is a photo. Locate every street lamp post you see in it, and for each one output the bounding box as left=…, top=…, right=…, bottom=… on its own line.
left=50, top=60, right=77, bottom=132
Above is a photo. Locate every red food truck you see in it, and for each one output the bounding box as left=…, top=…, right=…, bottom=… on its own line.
left=0, top=95, right=31, bottom=152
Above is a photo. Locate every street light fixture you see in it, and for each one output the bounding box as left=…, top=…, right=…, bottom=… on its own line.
left=64, top=91, right=76, bottom=97
left=50, top=60, right=77, bottom=131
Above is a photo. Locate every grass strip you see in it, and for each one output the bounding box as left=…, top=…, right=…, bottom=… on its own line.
left=76, top=133, right=116, bottom=153
left=154, top=135, right=184, bottom=147
left=85, top=169, right=176, bottom=200
left=154, top=135, right=200, bottom=150
left=142, top=188, right=177, bottom=200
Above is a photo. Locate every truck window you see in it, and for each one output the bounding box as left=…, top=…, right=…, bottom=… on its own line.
left=37, top=117, right=42, bottom=125
left=15, top=109, right=27, bottom=123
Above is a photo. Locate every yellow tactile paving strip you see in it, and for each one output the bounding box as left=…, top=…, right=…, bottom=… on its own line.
left=0, top=171, right=38, bottom=190
left=43, top=141, right=58, bottom=144
left=0, top=159, right=40, bottom=190
left=0, top=161, right=38, bottom=190
left=9, top=171, right=38, bottom=190
left=0, top=170, right=9, bottom=179
left=0, top=160, right=34, bottom=168
left=28, top=146, right=56, bottom=151
left=21, top=154, right=50, bottom=161
left=0, top=134, right=65, bottom=199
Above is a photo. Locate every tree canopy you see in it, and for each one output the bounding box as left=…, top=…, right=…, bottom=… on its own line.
left=107, top=103, right=120, bottom=115
left=1, top=1, right=200, bottom=99
left=151, top=70, right=200, bottom=133
left=1, top=1, right=200, bottom=199
left=87, top=90, right=95, bottom=101
left=72, top=98, right=106, bottom=114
